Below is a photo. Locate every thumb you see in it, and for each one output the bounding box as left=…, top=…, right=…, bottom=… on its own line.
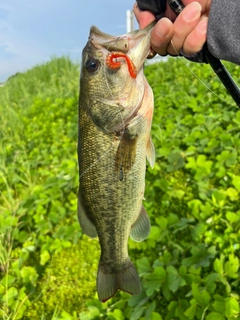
left=133, top=2, right=156, bottom=29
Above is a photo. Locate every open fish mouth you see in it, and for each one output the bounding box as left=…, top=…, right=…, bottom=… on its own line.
left=88, top=22, right=154, bottom=72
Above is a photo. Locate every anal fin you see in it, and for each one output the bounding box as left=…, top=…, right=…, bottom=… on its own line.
left=130, top=206, right=151, bottom=242
left=78, top=191, right=97, bottom=238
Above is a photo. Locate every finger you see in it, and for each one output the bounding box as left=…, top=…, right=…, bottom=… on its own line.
left=151, top=18, right=174, bottom=56
left=133, top=2, right=155, bottom=29
left=167, top=2, right=202, bottom=55
left=182, top=0, right=212, bottom=13
left=183, top=16, right=208, bottom=54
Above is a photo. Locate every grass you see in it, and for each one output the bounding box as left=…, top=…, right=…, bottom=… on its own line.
left=0, top=56, right=80, bottom=320
left=1, top=55, right=239, bottom=319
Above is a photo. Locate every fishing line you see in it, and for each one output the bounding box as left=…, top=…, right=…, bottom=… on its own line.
left=103, top=39, right=127, bottom=180
left=167, top=0, right=240, bottom=108
left=101, top=37, right=145, bottom=181
left=161, top=4, right=232, bottom=104
left=170, top=41, right=232, bottom=106
left=79, top=143, right=115, bottom=179
left=137, top=0, right=240, bottom=107
left=80, top=38, right=130, bottom=180
left=154, top=0, right=234, bottom=106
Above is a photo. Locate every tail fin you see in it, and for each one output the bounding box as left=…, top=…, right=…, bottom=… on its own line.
left=97, top=259, right=141, bottom=302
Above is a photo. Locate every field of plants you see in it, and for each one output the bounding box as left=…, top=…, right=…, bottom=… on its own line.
left=0, top=56, right=239, bottom=320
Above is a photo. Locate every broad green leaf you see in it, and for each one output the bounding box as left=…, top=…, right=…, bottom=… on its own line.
left=128, top=293, right=149, bottom=307
left=86, top=306, right=100, bottom=318
left=167, top=266, right=186, bottom=292
left=214, top=255, right=225, bottom=275
left=225, top=297, right=239, bottom=317
left=205, top=273, right=218, bottom=293
left=59, top=311, right=74, bottom=320
left=40, top=250, right=50, bottom=265
left=0, top=274, right=16, bottom=287
left=225, top=188, right=238, bottom=201
left=3, top=286, right=18, bottom=302
left=175, top=299, right=189, bottom=320
left=153, top=178, right=168, bottom=192
left=20, top=266, right=38, bottom=285
left=155, top=216, right=168, bottom=229
left=167, top=152, right=185, bottom=172
left=211, top=190, right=226, bottom=208
left=213, top=299, right=225, bottom=314
left=185, top=157, right=197, bottom=170
left=145, top=301, right=156, bottom=320
left=166, top=301, right=178, bottom=320
left=191, top=222, right=207, bottom=241
left=206, top=312, right=225, bottom=320
left=151, top=312, right=162, bottom=320
left=144, top=266, right=166, bottom=295
left=182, top=243, right=216, bottom=267
left=191, top=283, right=210, bottom=307
left=130, top=305, right=144, bottom=320
left=216, top=150, right=237, bottom=167
left=108, top=309, right=124, bottom=320
left=226, top=211, right=240, bottom=223
left=148, top=226, right=161, bottom=241
left=172, top=189, right=185, bottom=199
left=187, top=199, right=202, bottom=219
left=232, top=175, right=240, bottom=191
left=166, top=213, right=179, bottom=225
left=184, top=299, right=197, bottom=319
left=224, top=255, right=239, bottom=278
left=137, top=257, right=152, bottom=277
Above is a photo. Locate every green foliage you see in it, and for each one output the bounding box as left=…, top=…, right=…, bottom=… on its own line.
left=80, top=59, right=240, bottom=319
left=1, top=56, right=240, bottom=319
left=0, top=57, right=92, bottom=319
left=26, top=236, right=100, bottom=319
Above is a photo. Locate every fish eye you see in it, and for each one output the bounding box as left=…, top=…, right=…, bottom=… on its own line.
left=85, top=58, right=100, bottom=73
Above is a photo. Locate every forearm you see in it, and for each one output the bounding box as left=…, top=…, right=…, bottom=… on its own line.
left=207, top=0, right=240, bottom=65
left=136, top=0, right=240, bottom=65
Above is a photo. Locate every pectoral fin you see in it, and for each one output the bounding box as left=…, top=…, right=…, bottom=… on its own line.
left=78, top=191, right=97, bottom=238
left=130, top=206, right=151, bottom=242
left=146, top=137, right=155, bottom=168
left=115, top=133, right=137, bottom=174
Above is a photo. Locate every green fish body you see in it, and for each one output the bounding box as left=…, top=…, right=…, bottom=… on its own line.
left=78, top=23, right=155, bottom=302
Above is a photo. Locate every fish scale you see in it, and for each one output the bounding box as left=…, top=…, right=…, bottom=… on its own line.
left=79, top=108, right=144, bottom=265
left=78, top=23, right=155, bottom=302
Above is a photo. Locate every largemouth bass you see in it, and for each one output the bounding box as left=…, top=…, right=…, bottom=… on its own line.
left=78, top=23, right=155, bottom=302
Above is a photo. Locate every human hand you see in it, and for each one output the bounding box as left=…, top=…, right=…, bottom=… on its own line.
left=133, top=0, right=212, bottom=56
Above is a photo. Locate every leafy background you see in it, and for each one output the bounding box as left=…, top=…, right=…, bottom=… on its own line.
left=0, top=56, right=239, bottom=319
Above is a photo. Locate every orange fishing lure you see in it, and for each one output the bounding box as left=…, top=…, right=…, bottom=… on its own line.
left=106, top=52, right=137, bottom=79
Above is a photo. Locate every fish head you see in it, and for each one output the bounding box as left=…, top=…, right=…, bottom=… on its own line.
left=79, top=23, right=154, bottom=133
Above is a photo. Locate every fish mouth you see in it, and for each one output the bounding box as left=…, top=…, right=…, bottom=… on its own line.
left=88, top=22, right=155, bottom=71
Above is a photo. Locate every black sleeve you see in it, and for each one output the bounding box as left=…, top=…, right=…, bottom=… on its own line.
left=137, top=0, right=166, bottom=16
left=137, top=0, right=240, bottom=65
left=207, top=0, right=240, bottom=65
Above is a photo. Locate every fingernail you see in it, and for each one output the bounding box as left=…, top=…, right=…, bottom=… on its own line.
left=156, top=25, right=168, bottom=38
left=183, top=3, right=201, bottom=22
left=196, top=17, right=208, bottom=35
